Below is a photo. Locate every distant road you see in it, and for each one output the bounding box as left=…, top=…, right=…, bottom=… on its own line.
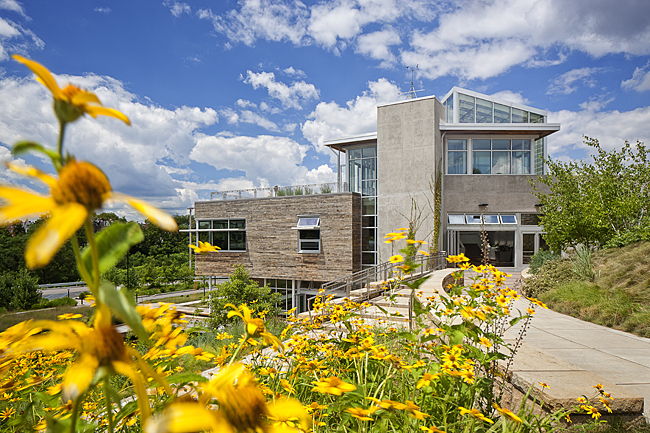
left=40, top=285, right=89, bottom=300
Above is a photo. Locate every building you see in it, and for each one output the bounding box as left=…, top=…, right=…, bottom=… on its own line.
left=190, top=87, right=560, bottom=311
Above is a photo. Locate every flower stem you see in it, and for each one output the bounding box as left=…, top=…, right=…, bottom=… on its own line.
left=57, top=121, right=66, bottom=160
left=71, top=234, right=93, bottom=292
left=70, top=395, right=82, bottom=433
left=104, top=380, right=115, bottom=433
left=84, top=217, right=100, bottom=291
left=227, top=335, right=249, bottom=367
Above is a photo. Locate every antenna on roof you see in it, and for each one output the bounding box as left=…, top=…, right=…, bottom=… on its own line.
left=399, top=65, right=425, bottom=99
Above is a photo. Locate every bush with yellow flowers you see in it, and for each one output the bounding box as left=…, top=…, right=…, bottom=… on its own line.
left=0, top=57, right=608, bottom=433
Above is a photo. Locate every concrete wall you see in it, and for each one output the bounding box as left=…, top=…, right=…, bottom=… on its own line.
left=376, top=96, right=445, bottom=261
left=194, top=193, right=361, bottom=282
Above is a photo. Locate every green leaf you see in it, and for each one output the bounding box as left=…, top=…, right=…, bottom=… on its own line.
left=166, top=372, right=208, bottom=385
left=81, top=221, right=144, bottom=277
left=397, top=331, right=417, bottom=342
left=509, top=316, right=523, bottom=327
left=12, top=141, right=61, bottom=164
left=97, top=281, right=148, bottom=341
left=412, top=296, right=427, bottom=316
left=450, top=329, right=465, bottom=346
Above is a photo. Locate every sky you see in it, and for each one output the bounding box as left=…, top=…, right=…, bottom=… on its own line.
left=1, top=0, right=649, bottom=219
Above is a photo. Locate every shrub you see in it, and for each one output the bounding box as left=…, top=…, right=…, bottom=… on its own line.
left=604, top=223, right=650, bottom=248
left=32, top=296, right=77, bottom=310
left=0, top=269, right=41, bottom=311
left=528, top=250, right=560, bottom=274
left=209, top=265, right=281, bottom=328
left=523, top=257, right=576, bottom=298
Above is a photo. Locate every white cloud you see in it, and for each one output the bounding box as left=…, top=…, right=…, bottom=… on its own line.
left=226, top=108, right=279, bottom=132
left=244, top=70, right=319, bottom=110
left=0, top=0, right=27, bottom=17
left=0, top=17, right=43, bottom=61
left=621, top=62, right=650, bottom=92
left=355, top=27, right=401, bottom=67
left=0, top=73, right=218, bottom=214
left=548, top=106, right=650, bottom=159
left=189, top=134, right=311, bottom=187
left=489, top=90, right=529, bottom=105
left=94, top=7, right=111, bottom=14
left=301, top=78, right=400, bottom=153
left=401, top=0, right=650, bottom=81
left=546, top=67, right=602, bottom=95
left=164, top=1, right=191, bottom=17
left=197, top=1, right=309, bottom=46
left=283, top=66, right=306, bottom=78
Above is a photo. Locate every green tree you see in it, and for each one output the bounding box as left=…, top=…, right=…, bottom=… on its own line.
left=532, top=138, right=650, bottom=251
left=0, top=269, right=41, bottom=311
left=209, top=265, right=282, bottom=328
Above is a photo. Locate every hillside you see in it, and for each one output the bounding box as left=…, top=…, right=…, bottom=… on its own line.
left=525, top=241, right=650, bottom=338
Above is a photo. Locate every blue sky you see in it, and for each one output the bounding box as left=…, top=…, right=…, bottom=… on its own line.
left=1, top=0, right=650, bottom=218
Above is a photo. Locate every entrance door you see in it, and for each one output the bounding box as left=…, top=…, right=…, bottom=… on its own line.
left=522, top=233, right=549, bottom=264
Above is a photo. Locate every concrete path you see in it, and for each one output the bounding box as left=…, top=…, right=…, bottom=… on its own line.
left=416, top=268, right=649, bottom=420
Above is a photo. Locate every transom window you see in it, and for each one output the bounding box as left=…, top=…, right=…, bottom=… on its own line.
left=448, top=214, right=518, bottom=225
left=293, top=215, right=321, bottom=253
left=197, top=219, right=246, bottom=251
left=448, top=138, right=532, bottom=175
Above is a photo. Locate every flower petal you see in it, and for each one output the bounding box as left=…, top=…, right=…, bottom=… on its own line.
left=85, top=106, right=131, bottom=125
left=112, top=193, right=177, bottom=231
left=70, top=90, right=101, bottom=106
left=145, top=403, right=231, bottom=433
left=113, top=360, right=151, bottom=422
left=0, top=187, right=56, bottom=223
left=6, top=162, right=58, bottom=189
left=25, top=203, right=87, bottom=268
left=12, top=55, right=64, bottom=100
left=63, top=353, right=99, bottom=401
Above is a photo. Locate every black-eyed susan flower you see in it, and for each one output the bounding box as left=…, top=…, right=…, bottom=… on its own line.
left=345, top=406, right=377, bottom=421
left=13, top=55, right=130, bottom=126
left=0, top=160, right=177, bottom=268
left=492, top=403, right=523, bottom=423
left=446, top=253, right=470, bottom=263
left=458, top=406, right=494, bottom=423
left=189, top=241, right=220, bottom=254
left=226, top=303, right=282, bottom=349
left=311, top=376, right=356, bottom=396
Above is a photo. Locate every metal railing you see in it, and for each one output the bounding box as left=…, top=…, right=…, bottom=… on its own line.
left=209, top=182, right=349, bottom=200
left=307, top=251, right=447, bottom=316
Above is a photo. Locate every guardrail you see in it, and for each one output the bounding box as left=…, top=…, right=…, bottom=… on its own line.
left=306, top=251, right=447, bottom=317
left=209, top=182, right=349, bottom=200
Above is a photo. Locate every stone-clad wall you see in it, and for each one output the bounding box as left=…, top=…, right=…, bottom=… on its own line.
left=194, top=192, right=361, bottom=282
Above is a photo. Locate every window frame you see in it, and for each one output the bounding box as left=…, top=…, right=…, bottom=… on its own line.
left=446, top=136, right=535, bottom=175
left=294, top=215, right=321, bottom=253
left=195, top=218, right=247, bottom=252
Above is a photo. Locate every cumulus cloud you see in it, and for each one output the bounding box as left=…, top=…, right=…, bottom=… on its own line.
left=301, top=78, right=400, bottom=153
left=548, top=106, right=650, bottom=159
left=189, top=134, right=317, bottom=187
left=489, top=90, right=530, bottom=105
left=355, top=27, right=401, bottom=67
left=621, top=62, right=650, bottom=92
left=283, top=66, right=306, bottom=78
left=221, top=107, right=279, bottom=131
left=0, top=73, right=218, bottom=215
left=546, top=67, right=602, bottom=95
left=402, top=0, right=650, bottom=80
left=94, top=7, right=111, bottom=14
left=244, top=70, right=319, bottom=110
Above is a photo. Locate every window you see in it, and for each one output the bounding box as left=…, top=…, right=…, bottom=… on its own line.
left=294, top=216, right=321, bottom=253
left=466, top=215, right=482, bottom=224
left=447, top=213, right=519, bottom=225
left=459, top=94, right=475, bottom=123
left=500, top=215, right=517, bottom=224
left=448, top=138, right=532, bottom=175
left=196, top=218, right=246, bottom=251
left=447, top=139, right=467, bottom=174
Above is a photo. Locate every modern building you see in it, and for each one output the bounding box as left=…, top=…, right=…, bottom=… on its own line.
left=190, top=87, right=560, bottom=311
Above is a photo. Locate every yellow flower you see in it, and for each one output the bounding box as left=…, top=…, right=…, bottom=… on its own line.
left=226, top=303, right=282, bottom=349
left=416, top=372, right=439, bottom=389
left=420, top=426, right=446, bottom=433
left=0, top=160, right=177, bottom=268
left=539, top=382, right=550, bottom=389
left=13, top=55, right=130, bottom=125
left=458, top=406, right=494, bottom=424
left=0, top=407, right=15, bottom=420
left=345, top=406, right=376, bottom=421
left=8, top=306, right=167, bottom=425
left=492, top=403, right=523, bottom=423
left=389, top=254, right=404, bottom=263
left=311, top=376, right=356, bottom=396
left=446, top=253, right=470, bottom=263
left=189, top=241, right=220, bottom=254
left=57, top=313, right=83, bottom=320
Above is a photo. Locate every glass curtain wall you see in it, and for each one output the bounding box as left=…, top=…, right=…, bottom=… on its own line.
left=348, top=146, right=377, bottom=268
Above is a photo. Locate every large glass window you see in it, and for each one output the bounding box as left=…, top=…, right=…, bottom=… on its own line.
left=476, top=98, right=493, bottom=123
left=296, top=215, right=321, bottom=253
left=458, top=94, right=475, bottom=123
left=195, top=219, right=246, bottom=251
left=348, top=145, right=377, bottom=268
left=449, top=138, right=532, bottom=175
left=447, top=139, right=467, bottom=174
left=494, top=103, right=511, bottom=123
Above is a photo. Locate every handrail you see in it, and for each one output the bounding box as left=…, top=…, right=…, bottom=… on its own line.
left=306, top=251, right=447, bottom=317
